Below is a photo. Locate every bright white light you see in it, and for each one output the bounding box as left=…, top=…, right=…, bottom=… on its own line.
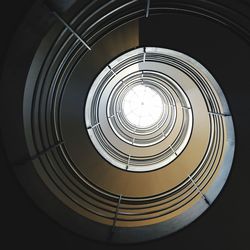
left=122, top=85, right=164, bottom=128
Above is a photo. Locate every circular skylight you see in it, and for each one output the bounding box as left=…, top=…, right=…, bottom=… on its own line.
left=122, top=85, right=164, bottom=129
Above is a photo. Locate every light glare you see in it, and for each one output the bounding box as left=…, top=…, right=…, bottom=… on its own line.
left=122, top=85, right=164, bottom=128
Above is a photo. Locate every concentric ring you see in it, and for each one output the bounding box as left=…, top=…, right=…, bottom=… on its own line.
left=85, top=47, right=194, bottom=172
left=2, top=0, right=243, bottom=244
